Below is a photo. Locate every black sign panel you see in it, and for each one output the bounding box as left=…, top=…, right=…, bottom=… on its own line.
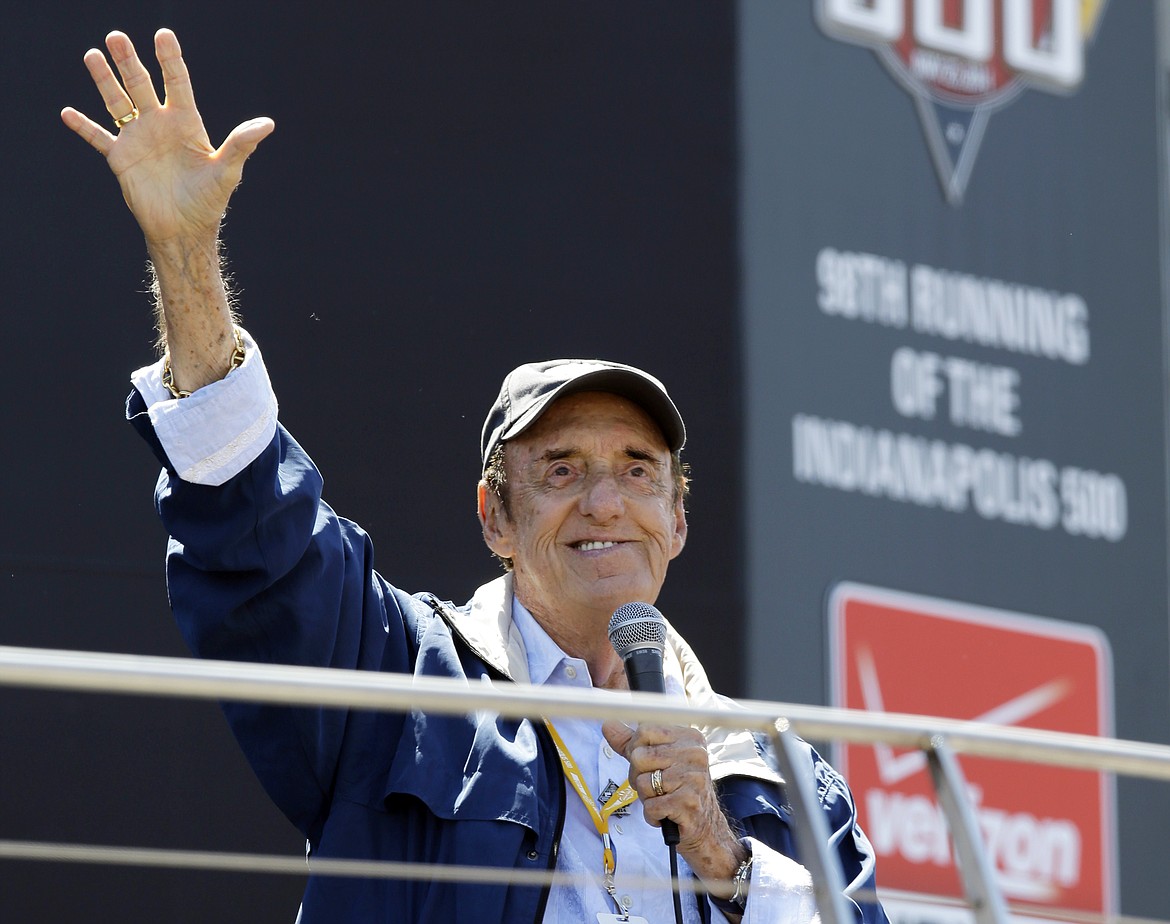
left=740, top=1, right=1167, bottom=918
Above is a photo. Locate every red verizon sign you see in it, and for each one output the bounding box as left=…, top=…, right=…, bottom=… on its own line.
left=829, top=583, right=1115, bottom=920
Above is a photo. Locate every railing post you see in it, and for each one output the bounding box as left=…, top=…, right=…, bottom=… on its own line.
left=925, top=735, right=1010, bottom=924
left=768, top=719, right=853, bottom=924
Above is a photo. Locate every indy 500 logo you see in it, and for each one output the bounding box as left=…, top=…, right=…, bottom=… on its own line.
left=816, top=1, right=1108, bottom=204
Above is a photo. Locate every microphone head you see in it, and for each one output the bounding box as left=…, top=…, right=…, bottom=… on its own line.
left=607, top=601, right=667, bottom=659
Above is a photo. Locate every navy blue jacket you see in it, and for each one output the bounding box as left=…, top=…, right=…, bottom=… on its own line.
left=130, top=392, right=886, bottom=923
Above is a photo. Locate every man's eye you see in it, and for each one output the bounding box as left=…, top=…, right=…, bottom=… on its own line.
left=551, top=464, right=572, bottom=477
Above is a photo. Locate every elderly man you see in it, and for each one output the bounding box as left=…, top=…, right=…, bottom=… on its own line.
left=63, top=28, right=886, bottom=924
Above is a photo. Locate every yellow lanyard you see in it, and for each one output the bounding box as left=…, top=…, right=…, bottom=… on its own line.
left=545, top=719, right=639, bottom=915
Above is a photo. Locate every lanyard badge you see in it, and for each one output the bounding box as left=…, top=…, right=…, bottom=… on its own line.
left=545, top=720, right=640, bottom=920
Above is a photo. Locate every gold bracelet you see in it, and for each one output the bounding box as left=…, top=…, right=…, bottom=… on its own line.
left=161, top=326, right=247, bottom=400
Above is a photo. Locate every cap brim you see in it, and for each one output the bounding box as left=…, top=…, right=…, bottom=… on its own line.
left=499, top=368, right=685, bottom=455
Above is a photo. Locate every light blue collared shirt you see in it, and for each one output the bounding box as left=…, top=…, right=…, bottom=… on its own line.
left=510, top=599, right=716, bottom=924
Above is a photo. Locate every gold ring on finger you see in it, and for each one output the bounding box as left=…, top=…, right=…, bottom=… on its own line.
left=651, top=769, right=664, bottom=797
left=113, top=107, right=139, bottom=129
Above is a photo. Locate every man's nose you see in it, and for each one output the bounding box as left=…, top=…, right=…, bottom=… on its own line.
left=578, top=470, right=625, bottom=519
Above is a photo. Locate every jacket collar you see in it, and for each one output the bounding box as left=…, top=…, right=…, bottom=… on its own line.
left=436, top=574, right=782, bottom=786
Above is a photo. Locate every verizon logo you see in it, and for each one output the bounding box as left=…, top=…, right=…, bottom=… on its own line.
left=865, top=787, right=1081, bottom=901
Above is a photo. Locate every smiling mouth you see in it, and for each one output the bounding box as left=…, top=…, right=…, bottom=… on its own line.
left=573, top=540, right=621, bottom=551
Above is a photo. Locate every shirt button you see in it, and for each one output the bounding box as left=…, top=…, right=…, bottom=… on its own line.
left=621, top=895, right=633, bottom=910
left=564, top=665, right=577, bottom=680
left=603, top=745, right=614, bottom=759
left=613, top=823, right=623, bottom=835
left=526, top=849, right=539, bottom=860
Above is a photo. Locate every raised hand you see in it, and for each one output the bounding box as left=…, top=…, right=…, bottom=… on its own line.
left=62, top=29, right=275, bottom=394
left=61, top=29, right=273, bottom=246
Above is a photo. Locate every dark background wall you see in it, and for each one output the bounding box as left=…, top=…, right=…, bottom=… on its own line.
left=2, top=3, right=740, bottom=920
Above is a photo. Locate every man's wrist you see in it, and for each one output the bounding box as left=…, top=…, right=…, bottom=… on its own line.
left=709, top=838, right=753, bottom=916
left=163, top=325, right=246, bottom=399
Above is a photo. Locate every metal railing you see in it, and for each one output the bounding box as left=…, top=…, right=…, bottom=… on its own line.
left=1, top=643, right=1168, bottom=923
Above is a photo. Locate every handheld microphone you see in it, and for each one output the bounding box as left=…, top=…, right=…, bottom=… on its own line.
left=607, top=601, right=680, bottom=846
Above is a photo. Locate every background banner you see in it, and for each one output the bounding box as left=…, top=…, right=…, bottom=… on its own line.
left=740, top=2, right=1167, bottom=918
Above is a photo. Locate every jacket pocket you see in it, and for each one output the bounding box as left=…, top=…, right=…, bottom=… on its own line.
left=383, top=707, right=543, bottom=832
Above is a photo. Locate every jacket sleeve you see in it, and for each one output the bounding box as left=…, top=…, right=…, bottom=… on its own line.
left=128, top=388, right=416, bottom=843
left=719, top=739, right=889, bottom=924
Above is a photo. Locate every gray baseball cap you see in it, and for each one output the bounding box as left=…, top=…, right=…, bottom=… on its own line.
left=481, top=359, right=686, bottom=468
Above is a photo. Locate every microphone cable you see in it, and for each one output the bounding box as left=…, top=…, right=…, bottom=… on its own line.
left=668, top=843, right=684, bottom=924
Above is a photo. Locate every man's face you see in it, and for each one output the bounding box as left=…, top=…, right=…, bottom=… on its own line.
left=480, top=391, right=687, bottom=630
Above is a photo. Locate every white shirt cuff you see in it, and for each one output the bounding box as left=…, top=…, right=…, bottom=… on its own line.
left=130, top=327, right=279, bottom=486
left=725, top=837, right=819, bottom=924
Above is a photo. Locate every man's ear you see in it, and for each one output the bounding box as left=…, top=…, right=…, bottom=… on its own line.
left=669, top=494, right=687, bottom=560
left=478, top=481, right=515, bottom=558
